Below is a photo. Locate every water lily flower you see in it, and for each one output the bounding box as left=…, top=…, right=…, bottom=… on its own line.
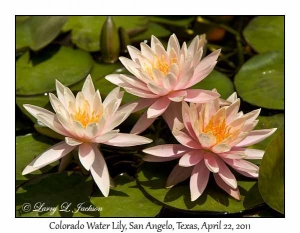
left=22, top=75, right=152, bottom=197
left=106, top=34, right=220, bottom=134
left=143, top=96, right=276, bottom=201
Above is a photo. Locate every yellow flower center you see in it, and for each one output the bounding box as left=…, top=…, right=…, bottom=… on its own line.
left=145, top=55, right=177, bottom=79
left=74, top=100, right=101, bottom=128
left=202, top=116, right=231, bottom=144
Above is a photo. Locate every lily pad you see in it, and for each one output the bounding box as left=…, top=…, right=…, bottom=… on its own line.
left=131, top=23, right=171, bottom=42
left=16, top=16, right=68, bottom=51
left=16, top=134, right=56, bottom=186
left=258, top=128, right=284, bottom=214
left=90, top=174, right=161, bottom=217
left=243, top=16, right=284, bottom=53
left=137, top=162, right=264, bottom=213
left=192, top=70, right=234, bottom=98
left=234, top=51, right=284, bottom=110
left=16, top=172, right=95, bottom=217
left=16, top=46, right=93, bottom=95
left=150, top=16, right=195, bottom=27
left=62, top=16, right=149, bottom=52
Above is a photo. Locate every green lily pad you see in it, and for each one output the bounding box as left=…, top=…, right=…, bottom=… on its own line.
left=16, top=46, right=93, bottom=95
left=16, top=134, right=56, bottom=186
left=16, top=172, right=95, bottom=217
left=234, top=51, right=284, bottom=110
left=150, top=16, right=195, bottom=27
left=90, top=174, right=161, bottom=217
left=243, top=16, right=284, bottom=53
left=258, top=128, right=284, bottom=214
left=137, top=162, right=264, bottom=213
left=192, top=70, right=234, bottom=98
left=131, top=23, right=171, bottom=42
left=16, top=16, right=68, bottom=51
left=62, top=16, right=149, bottom=52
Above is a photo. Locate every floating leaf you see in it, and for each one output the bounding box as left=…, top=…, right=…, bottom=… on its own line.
left=131, top=23, right=171, bottom=42
left=243, top=16, right=284, bottom=53
left=150, top=16, right=195, bottom=27
left=137, top=162, right=264, bottom=213
left=90, top=174, right=161, bottom=217
left=258, top=128, right=284, bottom=214
left=16, top=46, right=92, bottom=95
left=16, top=16, right=68, bottom=51
left=62, top=16, right=149, bottom=52
left=16, top=134, right=56, bottom=186
left=234, top=51, right=284, bottom=110
left=16, top=172, right=95, bottom=217
left=192, top=70, right=234, bottom=98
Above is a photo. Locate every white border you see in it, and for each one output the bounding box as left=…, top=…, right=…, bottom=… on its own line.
left=2, top=0, right=299, bottom=232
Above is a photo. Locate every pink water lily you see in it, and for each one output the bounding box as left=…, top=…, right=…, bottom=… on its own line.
left=143, top=96, right=276, bottom=201
left=22, top=75, right=152, bottom=197
left=106, top=34, right=220, bottom=133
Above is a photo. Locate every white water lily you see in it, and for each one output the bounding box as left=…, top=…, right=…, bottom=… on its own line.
left=22, top=75, right=152, bottom=197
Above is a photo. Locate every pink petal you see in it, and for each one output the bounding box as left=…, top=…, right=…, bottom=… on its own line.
left=198, top=132, right=216, bottom=148
left=85, top=122, right=99, bottom=139
left=82, top=74, right=96, bottom=104
left=222, top=158, right=259, bottom=172
left=235, top=128, right=277, bottom=147
left=173, top=130, right=202, bottom=149
left=218, top=149, right=246, bottom=159
left=140, top=43, right=155, bottom=61
left=119, top=56, right=141, bottom=78
left=30, top=141, right=74, bottom=169
left=143, top=144, right=190, bottom=157
left=162, top=102, right=184, bottom=131
left=78, top=143, right=95, bottom=171
left=147, top=97, right=171, bottom=118
left=130, top=111, right=156, bottom=134
left=102, top=87, right=120, bottom=108
left=147, top=83, right=169, bottom=96
left=166, top=164, right=193, bottom=188
left=204, top=152, right=219, bottom=173
left=211, top=143, right=231, bottom=153
left=184, top=89, right=220, bottom=103
left=179, top=150, right=204, bottom=167
left=225, top=99, right=241, bottom=124
left=90, top=146, right=110, bottom=197
left=234, top=169, right=259, bottom=178
left=182, top=101, right=198, bottom=141
left=167, top=34, right=180, bottom=55
left=167, top=90, right=187, bottom=102
left=226, top=92, right=237, bottom=103
left=163, top=73, right=177, bottom=91
left=213, top=173, right=241, bottom=200
left=190, top=160, right=210, bottom=201
left=102, top=113, right=127, bottom=134
left=23, top=104, right=55, bottom=121
left=119, top=74, right=150, bottom=91
left=55, top=79, right=66, bottom=107
left=175, top=67, right=194, bottom=90
left=123, top=86, right=158, bottom=98
left=92, top=130, right=119, bottom=143
left=65, top=137, right=82, bottom=146
left=194, top=49, right=221, bottom=74
left=104, top=133, right=152, bottom=147
left=215, top=157, right=237, bottom=189
left=244, top=148, right=265, bottom=159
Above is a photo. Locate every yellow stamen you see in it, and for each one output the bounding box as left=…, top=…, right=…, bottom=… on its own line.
left=74, top=100, right=101, bottom=128
left=202, top=115, right=231, bottom=144
left=145, top=55, right=177, bottom=79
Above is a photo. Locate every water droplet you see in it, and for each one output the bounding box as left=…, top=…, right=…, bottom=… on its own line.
left=44, top=93, right=48, bottom=96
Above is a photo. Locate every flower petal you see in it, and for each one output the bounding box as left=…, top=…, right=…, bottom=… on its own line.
left=78, top=143, right=95, bottom=171
left=90, top=146, right=110, bottom=197
left=143, top=144, right=190, bottom=157
left=204, top=152, right=219, bottom=173
left=143, top=154, right=182, bottom=162
left=179, top=150, right=204, bottom=167
left=167, top=90, right=187, bottom=102
left=163, top=73, right=177, bottom=91
left=182, top=101, right=198, bottom=141
left=198, top=132, right=216, bottom=148
left=235, top=128, right=277, bottom=147
left=147, top=97, right=171, bottom=118
left=147, top=83, right=168, bottom=96
left=123, top=86, right=158, bottom=98
left=173, top=130, right=202, bottom=149
left=130, top=111, right=156, bottom=134
left=162, top=102, right=184, bottom=131
left=92, top=130, right=119, bottom=143
left=103, top=87, right=120, bottom=108
left=118, top=98, right=156, bottom=113
left=35, top=114, right=71, bottom=137
left=82, top=74, right=95, bottom=104
left=85, top=123, right=99, bottom=139
left=222, top=158, right=259, bottom=172
left=65, top=137, right=82, bottom=146
left=166, top=164, right=193, bottom=188
left=244, top=148, right=265, bottom=159
left=211, top=143, right=231, bottom=153
left=215, top=157, right=237, bottom=189
left=213, top=173, right=241, bottom=200
left=184, top=89, right=220, bottom=103
left=190, top=160, right=210, bottom=201
left=104, top=133, right=152, bottom=147
left=30, top=141, right=74, bottom=169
